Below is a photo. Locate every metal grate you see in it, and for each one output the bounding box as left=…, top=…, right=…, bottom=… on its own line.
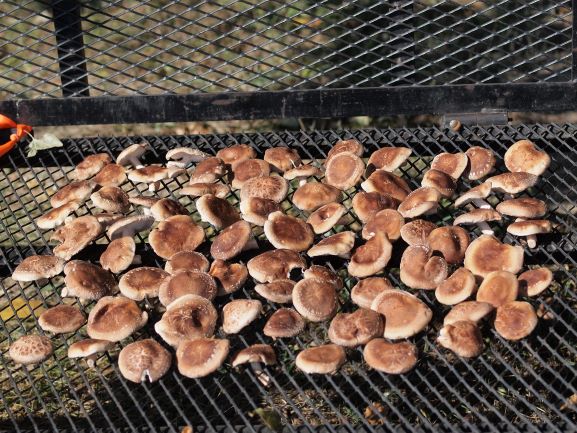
left=1, top=124, right=576, bottom=433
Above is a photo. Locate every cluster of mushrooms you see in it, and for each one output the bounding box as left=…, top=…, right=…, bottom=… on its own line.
left=8, top=137, right=555, bottom=381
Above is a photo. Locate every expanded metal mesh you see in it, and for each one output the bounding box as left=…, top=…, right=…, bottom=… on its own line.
left=0, top=125, right=576, bottom=433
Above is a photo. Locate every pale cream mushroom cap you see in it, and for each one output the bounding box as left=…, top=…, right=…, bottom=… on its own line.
left=50, top=180, right=96, bottom=208
left=87, top=296, right=148, bottom=342
left=12, top=255, right=65, bottom=282
left=454, top=181, right=492, bottom=207
left=52, top=215, right=103, bottom=260
left=283, top=164, right=322, bottom=181
left=486, top=172, right=539, bottom=195
left=73, top=153, right=112, bottom=180
left=435, top=267, right=477, bottom=305
left=180, top=182, right=230, bottom=199
left=240, top=175, right=288, bottom=203
left=9, top=335, right=52, bottom=365
left=397, top=187, right=441, bottom=219
left=100, top=236, right=136, bottom=274
left=106, top=215, right=154, bottom=240
left=68, top=339, right=113, bottom=364
left=166, top=147, right=210, bottom=167
left=37, top=200, right=81, bottom=230
left=518, top=267, right=553, bottom=297
left=231, top=344, right=277, bottom=367
left=348, top=232, right=392, bottom=278
left=307, top=231, right=355, bottom=259
left=431, top=152, right=468, bottom=179
left=453, top=209, right=501, bottom=227
left=222, top=299, right=263, bottom=334
left=118, top=339, right=172, bottom=383
left=295, top=344, right=346, bottom=374
left=366, top=147, right=411, bottom=173
left=504, top=140, right=551, bottom=176
left=307, top=202, right=347, bottom=234
left=116, top=143, right=149, bottom=167
left=217, top=144, right=256, bottom=165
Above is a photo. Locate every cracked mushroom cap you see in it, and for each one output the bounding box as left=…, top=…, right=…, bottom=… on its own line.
left=496, top=198, right=547, bottom=218
left=400, top=219, right=437, bottom=246
left=166, top=147, right=209, bottom=167
left=231, top=158, right=270, bottom=189
left=87, top=296, right=147, bottom=342
left=494, top=301, right=538, bottom=341
left=362, top=209, right=404, bottom=241
left=37, top=200, right=81, bottom=230
left=119, top=267, right=170, bottom=301
left=239, top=197, right=281, bottom=226
left=307, top=202, right=347, bottom=234
left=437, top=321, right=484, bottom=358
left=106, top=215, right=154, bottom=240
left=39, top=305, right=85, bottom=334
left=328, top=309, right=383, bottom=347
left=263, top=308, right=305, bottom=338
left=222, top=299, right=263, bottom=334
left=264, top=212, right=314, bottom=251
left=68, top=339, right=113, bottom=362
left=443, top=301, right=494, bottom=326
left=254, top=279, right=295, bottom=303
left=453, top=209, right=502, bottom=227
left=211, top=220, right=253, bottom=261
left=180, top=182, right=230, bottom=199
left=366, top=147, right=412, bottom=173
left=73, top=153, right=112, bottom=180
left=348, top=232, right=392, bottom=278
left=351, top=277, right=394, bottom=309
left=465, top=146, right=496, bottom=180
left=504, top=140, right=551, bottom=176
left=435, top=267, right=477, bottom=305
left=232, top=344, right=277, bottom=367
left=397, top=187, right=441, bottom=219
left=177, top=338, right=229, bottom=378
left=149, top=215, right=205, bottom=259
left=12, top=255, right=65, bottom=282
left=118, top=339, right=172, bottom=383
left=9, top=335, right=53, bottom=365
left=431, top=152, right=468, bottom=179
left=352, top=191, right=399, bottom=223
left=292, top=183, right=341, bottom=212
left=51, top=216, right=103, bottom=261
left=100, top=236, right=136, bottom=274
left=518, top=267, right=553, bottom=297
left=307, top=231, right=355, bottom=259
left=327, top=139, right=364, bottom=161
left=264, top=147, right=301, bottom=173
left=217, top=144, right=256, bottom=165
left=427, top=226, right=470, bottom=264
left=325, top=151, right=364, bottom=190
left=292, top=278, right=338, bottom=322
left=421, top=169, right=457, bottom=198
left=464, top=235, right=524, bottom=278
left=165, top=251, right=209, bottom=274
left=94, top=164, right=127, bottom=187
left=284, top=164, right=322, bottom=181
left=196, top=194, right=240, bottom=229
left=189, top=157, right=226, bottom=183
left=454, top=181, right=492, bottom=207
left=116, top=143, right=148, bottom=167
left=91, top=186, right=130, bottom=213
left=400, top=245, right=448, bottom=289
left=371, top=289, right=433, bottom=339
left=240, top=175, right=289, bottom=203
left=150, top=198, right=188, bottom=221
left=363, top=339, right=418, bottom=374
left=155, top=294, right=218, bottom=347
left=361, top=170, right=412, bottom=202
left=303, top=265, right=343, bottom=290
left=507, top=219, right=551, bottom=237
left=63, top=260, right=117, bottom=301
left=210, top=260, right=248, bottom=296
left=487, top=172, right=539, bottom=195
left=247, top=249, right=305, bottom=283
left=50, top=180, right=96, bottom=208
left=295, top=344, right=346, bottom=374
left=476, top=270, right=518, bottom=307
left=159, top=270, right=217, bottom=306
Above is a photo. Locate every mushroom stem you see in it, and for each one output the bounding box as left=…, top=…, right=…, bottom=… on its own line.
left=167, top=161, right=186, bottom=169
left=477, top=221, right=494, bottom=236
left=149, top=181, right=161, bottom=192
left=61, top=287, right=69, bottom=297
left=472, top=199, right=491, bottom=209
left=86, top=354, right=97, bottom=368
left=143, top=208, right=152, bottom=216
left=250, top=362, right=271, bottom=387
left=527, top=234, right=537, bottom=249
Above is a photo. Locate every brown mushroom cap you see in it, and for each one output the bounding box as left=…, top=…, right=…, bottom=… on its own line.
left=177, top=338, right=230, bottom=378
left=327, top=139, right=364, bottom=161
left=106, top=215, right=154, bottom=240
left=91, top=186, right=130, bottom=213
left=362, top=209, right=404, bottom=241
left=325, top=151, right=364, bottom=190
left=93, top=213, right=124, bottom=228
left=454, top=181, right=492, bottom=207
left=231, top=344, right=277, bottom=367
left=264, top=147, right=301, bottom=173
left=231, top=159, right=270, bottom=189
left=50, top=180, right=96, bottom=208
left=421, top=169, right=457, bottom=198
left=435, top=267, right=477, bottom=305
left=494, top=301, right=538, bottom=340
left=128, top=165, right=171, bottom=184
left=496, top=198, right=547, bottom=218
left=94, top=164, right=127, bottom=187
left=283, top=164, right=322, bottom=181
left=464, top=235, right=524, bottom=278
left=52, top=215, right=103, bottom=260
left=370, top=289, right=433, bottom=339
left=12, top=255, right=65, bottom=282
left=350, top=277, right=394, bottom=309
left=328, top=309, right=383, bottom=347
left=307, top=202, right=347, bottom=234
left=295, top=344, right=346, bottom=374
left=263, top=308, right=305, bottom=338
left=180, top=182, right=230, bottom=199
left=366, top=147, right=412, bottom=173
left=155, top=294, right=218, bottom=347
left=87, top=296, right=147, bottom=342
left=63, top=260, right=117, bottom=300
left=264, top=212, right=314, bottom=251
left=504, top=140, right=551, bottom=176
left=254, top=279, right=295, bottom=303
left=68, top=339, right=113, bottom=361
left=116, top=143, right=149, bottom=167
left=437, top=321, right=484, bottom=358
left=189, top=157, right=226, bottom=183
left=453, top=209, right=502, bottom=227
left=150, top=198, right=188, bottom=221
left=196, top=194, right=240, bottom=229
left=352, top=192, right=399, bottom=223
left=217, top=144, right=256, bottom=165
left=363, top=339, right=418, bottom=374
left=361, top=170, right=412, bottom=202
left=400, top=245, right=448, bottom=289
left=222, top=299, right=263, bottom=334
left=159, top=270, right=217, bottom=306
left=292, top=278, right=338, bottom=322
left=303, top=265, right=343, bottom=290
left=292, top=183, right=341, bottom=212
left=240, top=175, right=289, bottom=203
left=211, top=220, right=252, bottom=260
left=38, top=305, right=85, bottom=334
left=166, top=147, right=210, bottom=167
left=518, top=267, right=553, bottom=297
left=100, top=236, right=136, bottom=274
left=400, top=219, right=437, bottom=246
left=397, top=187, right=441, bottom=218
left=210, top=260, right=248, bottom=296
left=431, top=152, right=468, bottom=179
left=239, top=197, right=282, bottom=226
left=118, top=339, right=172, bottom=383
left=247, top=249, right=306, bottom=283
left=507, top=219, right=551, bottom=236
left=476, top=270, right=518, bottom=307
left=427, top=226, right=470, bottom=264
left=9, top=335, right=53, bottom=365
left=165, top=251, right=210, bottom=274
left=348, top=232, right=392, bottom=278
left=307, top=231, right=355, bottom=259
left=487, top=172, right=539, bottom=195
left=37, top=200, right=82, bottom=230
left=119, top=267, right=169, bottom=301
left=73, top=153, right=112, bottom=180
left=443, top=301, right=494, bottom=326
left=149, top=215, right=205, bottom=259
left=465, top=146, right=496, bottom=180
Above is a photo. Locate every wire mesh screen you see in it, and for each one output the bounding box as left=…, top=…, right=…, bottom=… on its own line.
left=0, top=0, right=573, bottom=99
left=1, top=125, right=576, bottom=433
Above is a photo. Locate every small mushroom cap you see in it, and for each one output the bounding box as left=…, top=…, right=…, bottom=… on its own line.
left=150, top=198, right=188, bottom=221
left=165, top=251, right=209, bottom=274
left=504, top=140, right=551, bottom=176
left=435, top=267, right=477, bottom=305
left=263, top=308, right=305, bottom=338
left=38, top=305, right=85, bottom=334
left=292, top=278, right=338, bottom=322
left=100, top=236, right=136, bottom=273
left=371, top=289, right=433, bottom=339
left=496, top=198, right=547, bottom=218
left=351, top=277, right=394, bottom=309
left=325, top=151, right=364, bottom=190
left=222, top=299, right=263, bottom=334
left=91, top=186, right=130, bottom=213
left=12, top=255, right=65, bottom=282
left=52, top=215, right=103, bottom=260
left=518, top=267, right=553, bottom=297
left=247, top=249, right=306, bottom=283
left=106, top=215, right=154, bottom=240
left=421, top=169, right=457, bottom=198
left=118, top=339, right=172, bottom=383
left=307, top=202, right=347, bottom=234
left=284, top=164, right=322, bottom=180
left=68, top=339, right=113, bottom=359
left=37, top=200, right=81, bottom=229
left=397, top=187, right=441, bottom=218
left=155, top=294, right=218, bottom=347
left=211, top=220, right=252, bottom=261
left=189, top=157, right=226, bottom=183
left=487, top=172, right=539, bottom=195
left=217, top=144, right=256, bottom=165
left=352, top=192, right=399, bottom=223
left=180, top=183, right=230, bottom=199
left=231, top=158, right=270, bottom=189
left=231, top=344, right=277, bottom=367
left=159, top=270, right=217, bottom=305
left=453, top=209, right=502, bottom=226
left=196, top=194, right=240, bottom=229
left=264, top=147, right=301, bottom=173
left=465, top=146, right=496, bottom=180
left=50, top=180, right=96, bottom=208
left=431, top=152, right=468, bottom=179
left=94, top=164, right=127, bottom=187
left=209, top=260, right=248, bottom=296
left=295, top=344, right=346, bottom=374
left=400, top=219, right=437, bottom=246
left=437, top=321, right=484, bottom=358
left=494, top=301, right=538, bottom=340
left=362, top=209, right=404, bottom=241
left=128, top=195, right=159, bottom=208
left=361, top=170, right=412, bottom=202
left=427, top=226, right=470, bottom=264
left=303, top=265, right=343, bottom=290
left=240, top=175, right=289, bottom=203
left=177, top=338, right=230, bottom=378
left=307, top=231, right=355, bottom=259
left=443, top=301, right=494, bottom=326
left=166, top=147, right=209, bottom=166
left=328, top=309, right=383, bottom=347
left=64, top=260, right=117, bottom=300
left=149, top=215, right=205, bottom=259
left=507, top=219, right=551, bottom=236
left=116, top=143, right=149, bottom=167
left=9, top=335, right=53, bottom=365
left=93, top=213, right=124, bottom=227
left=119, top=267, right=170, bottom=301
left=264, top=212, right=314, bottom=251
left=366, top=147, right=412, bottom=173
left=464, top=235, right=524, bottom=278
left=292, top=183, right=341, bottom=212
left=254, top=279, right=295, bottom=303
left=348, top=232, right=392, bottom=278
left=128, top=165, right=170, bottom=183
left=73, top=153, right=112, bottom=180
left=239, top=197, right=281, bottom=226
left=454, top=181, right=492, bottom=207
left=87, top=296, right=148, bottom=342
left=476, top=270, right=519, bottom=307
left=363, top=339, right=418, bottom=374
left=400, top=245, right=448, bottom=289
left=327, top=139, right=364, bottom=161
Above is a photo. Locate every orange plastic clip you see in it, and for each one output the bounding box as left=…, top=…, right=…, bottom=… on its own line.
left=0, top=114, right=32, bottom=159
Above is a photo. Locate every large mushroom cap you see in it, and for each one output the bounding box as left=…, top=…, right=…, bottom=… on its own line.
left=494, top=301, right=538, bottom=340
left=350, top=277, right=394, bottom=309
left=39, top=305, right=85, bottom=334
left=443, top=301, right=494, bottom=326
left=239, top=197, right=281, bottom=226
left=254, top=279, right=295, bottom=303
left=362, top=209, right=404, bottom=241
left=328, top=309, right=383, bottom=347
left=400, top=219, right=437, bottom=246
left=293, top=278, right=338, bottom=322
left=222, top=299, right=263, bottom=334
left=352, top=192, right=399, bottom=223
left=159, top=270, right=217, bottom=306
left=116, top=143, right=149, bottom=167
left=507, top=219, right=551, bottom=237
left=504, top=140, right=551, bottom=176
left=371, top=289, right=432, bottom=339
left=361, top=170, right=412, bottom=202
left=91, top=186, right=130, bottom=213
left=264, top=212, right=314, bottom=251
left=165, top=251, right=210, bottom=274
left=453, top=209, right=502, bottom=227
left=348, top=232, right=392, bottom=278
left=263, top=308, right=305, bottom=338
left=247, top=249, right=305, bottom=283
left=296, top=344, right=346, bottom=374
left=209, top=260, right=248, bottom=296
left=435, top=267, right=476, bottom=305
left=177, top=338, right=230, bottom=378
left=307, top=202, right=347, bottom=234
left=211, top=220, right=252, bottom=261
left=87, top=296, right=147, bottom=342
left=367, top=147, right=412, bottom=173
left=12, top=255, right=65, bottom=282
left=437, top=321, right=484, bottom=358
left=52, top=215, right=103, bottom=260
left=196, top=194, right=240, bottom=229
left=180, top=182, right=230, bottom=199
left=518, top=267, right=553, bottom=297
left=264, top=147, right=301, bottom=173
left=363, top=339, right=418, bottom=374
left=106, top=215, right=154, bottom=240
left=217, top=144, right=256, bottom=165
left=68, top=339, right=113, bottom=363
left=232, top=344, right=277, bottom=367
left=9, top=335, right=53, bottom=365
left=465, top=146, right=496, bottom=180
left=100, top=236, right=136, bottom=274
left=464, top=235, right=524, bottom=278
left=400, top=245, right=448, bottom=289
left=454, top=181, right=492, bottom=207
left=231, top=158, right=270, bottom=189
left=496, top=198, right=547, bottom=218
left=240, top=175, right=288, bottom=203
left=94, top=163, right=127, bottom=187
left=149, top=215, right=205, bottom=259
left=189, top=157, right=226, bottom=183
left=397, top=187, right=441, bottom=218
left=431, top=152, right=468, bottom=179
left=427, top=226, right=470, bottom=264
left=292, top=183, right=341, bottom=212
left=37, top=200, right=82, bottom=230
left=421, top=169, right=457, bottom=198
left=303, top=265, right=343, bottom=290
left=73, top=153, right=112, bottom=180
left=307, top=231, right=355, bottom=259
left=150, top=198, right=188, bottom=221
left=476, top=270, right=518, bottom=307
left=64, top=260, right=117, bottom=300
left=119, top=267, right=170, bottom=301
left=327, top=139, right=364, bottom=161
left=118, top=339, right=172, bottom=383
left=50, top=180, right=96, bottom=208
left=325, top=151, right=364, bottom=190
left=487, top=172, right=539, bottom=195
